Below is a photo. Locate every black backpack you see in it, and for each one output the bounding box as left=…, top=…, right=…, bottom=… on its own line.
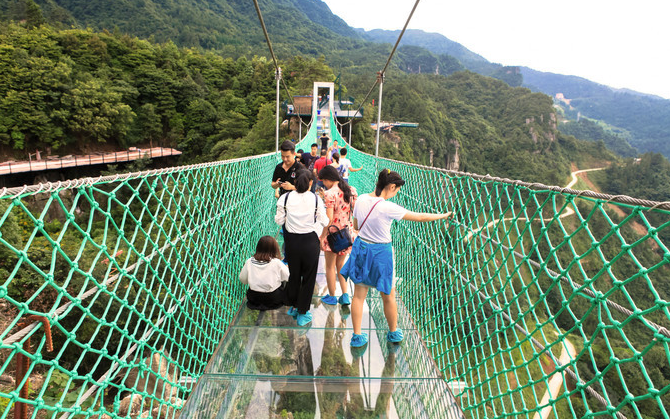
left=283, top=191, right=318, bottom=224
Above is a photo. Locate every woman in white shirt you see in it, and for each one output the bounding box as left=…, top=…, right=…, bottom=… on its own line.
left=239, top=235, right=289, bottom=310
left=341, top=169, right=454, bottom=348
left=275, top=169, right=329, bottom=326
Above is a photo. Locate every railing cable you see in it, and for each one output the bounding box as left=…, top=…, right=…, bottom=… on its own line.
left=252, top=0, right=309, bottom=127
left=341, top=0, right=422, bottom=128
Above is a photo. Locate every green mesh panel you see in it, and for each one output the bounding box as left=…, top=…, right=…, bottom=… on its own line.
left=339, top=143, right=670, bottom=419
left=1, top=126, right=669, bottom=419
left=0, top=154, right=279, bottom=418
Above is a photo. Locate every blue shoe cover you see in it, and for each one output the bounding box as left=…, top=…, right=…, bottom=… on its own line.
left=350, top=332, right=369, bottom=348
left=387, top=329, right=404, bottom=343
left=321, top=294, right=337, bottom=305
left=296, top=312, right=313, bottom=326
left=338, top=293, right=351, bottom=305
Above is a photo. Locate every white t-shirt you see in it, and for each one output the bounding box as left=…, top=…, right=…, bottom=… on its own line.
left=353, top=193, right=407, bottom=243
left=338, top=157, right=352, bottom=179
left=275, top=191, right=329, bottom=235
left=239, top=257, right=289, bottom=293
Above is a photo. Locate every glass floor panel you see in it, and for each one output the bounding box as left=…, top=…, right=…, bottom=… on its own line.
left=181, top=283, right=465, bottom=418
left=180, top=375, right=463, bottom=419
left=205, top=327, right=439, bottom=379
left=234, top=295, right=416, bottom=331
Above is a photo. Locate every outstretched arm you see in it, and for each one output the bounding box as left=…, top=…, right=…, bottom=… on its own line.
left=402, top=211, right=454, bottom=222
left=349, top=166, right=363, bottom=172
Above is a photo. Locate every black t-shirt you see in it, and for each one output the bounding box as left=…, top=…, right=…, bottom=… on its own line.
left=272, top=161, right=305, bottom=196
left=301, top=152, right=318, bottom=170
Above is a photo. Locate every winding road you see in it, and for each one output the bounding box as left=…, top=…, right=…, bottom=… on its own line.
left=463, top=166, right=606, bottom=242
left=462, top=166, right=605, bottom=418
left=532, top=337, right=577, bottom=419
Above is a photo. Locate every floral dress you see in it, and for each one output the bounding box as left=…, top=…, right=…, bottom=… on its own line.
left=321, top=184, right=358, bottom=255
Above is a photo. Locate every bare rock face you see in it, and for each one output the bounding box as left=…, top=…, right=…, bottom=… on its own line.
left=0, top=374, right=15, bottom=387
left=446, top=139, right=460, bottom=171
left=289, top=116, right=302, bottom=139
left=118, top=394, right=143, bottom=417
left=123, top=350, right=180, bottom=400
left=152, top=396, right=184, bottom=419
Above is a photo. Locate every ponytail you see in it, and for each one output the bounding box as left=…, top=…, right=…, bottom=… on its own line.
left=294, top=169, right=315, bottom=193
left=375, top=168, right=406, bottom=196
left=318, top=165, right=353, bottom=205
left=339, top=178, right=353, bottom=205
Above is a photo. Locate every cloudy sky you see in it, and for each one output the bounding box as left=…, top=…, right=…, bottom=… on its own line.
left=321, top=0, right=670, bottom=99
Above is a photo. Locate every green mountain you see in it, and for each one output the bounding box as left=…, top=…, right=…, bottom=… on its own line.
left=521, top=67, right=670, bottom=157
left=360, top=28, right=524, bottom=87
left=559, top=118, right=637, bottom=158
left=359, top=29, right=491, bottom=72
left=0, top=0, right=618, bottom=186
left=359, top=29, right=483, bottom=61
left=358, top=27, right=670, bottom=159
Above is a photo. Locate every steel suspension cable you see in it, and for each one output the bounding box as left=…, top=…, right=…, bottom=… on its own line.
left=252, top=0, right=309, bottom=127
left=341, top=0, right=422, bottom=127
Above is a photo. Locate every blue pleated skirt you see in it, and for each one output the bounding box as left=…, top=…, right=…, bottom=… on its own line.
left=340, top=237, right=394, bottom=295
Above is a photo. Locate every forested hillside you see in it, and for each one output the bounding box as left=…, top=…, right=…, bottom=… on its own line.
left=559, top=118, right=637, bottom=157
left=0, top=18, right=617, bottom=186
left=599, top=153, right=670, bottom=203
left=361, top=72, right=613, bottom=185
left=522, top=67, right=670, bottom=158
left=0, top=23, right=338, bottom=163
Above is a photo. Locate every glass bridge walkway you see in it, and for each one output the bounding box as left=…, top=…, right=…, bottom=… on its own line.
left=180, top=271, right=464, bottom=418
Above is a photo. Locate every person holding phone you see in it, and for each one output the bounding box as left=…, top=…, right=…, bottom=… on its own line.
left=272, top=140, right=305, bottom=197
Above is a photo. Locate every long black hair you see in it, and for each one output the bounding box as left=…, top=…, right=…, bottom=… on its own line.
left=294, top=169, right=316, bottom=193
left=318, top=165, right=353, bottom=205
left=375, top=168, right=406, bottom=196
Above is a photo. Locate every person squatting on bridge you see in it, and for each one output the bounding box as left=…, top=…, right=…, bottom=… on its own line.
left=275, top=169, right=329, bottom=326
left=239, top=236, right=289, bottom=310
left=342, top=169, right=454, bottom=348
left=317, top=165, right=358, bottom=306
left=271, top=141, right=305, bottom=198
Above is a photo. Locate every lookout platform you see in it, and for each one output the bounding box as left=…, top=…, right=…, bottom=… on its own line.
left=0, top=147, right=181, bottom=175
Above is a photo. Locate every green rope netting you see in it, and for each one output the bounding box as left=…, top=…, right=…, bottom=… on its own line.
left=0, top=155, right=279, bottom=418
left=337, top=151, right=670, bottom=419
left=0, top=112, right=669, bottom=418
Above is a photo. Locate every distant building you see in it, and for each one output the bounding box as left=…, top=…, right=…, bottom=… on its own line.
left=555, top=93, right=571, bottom=105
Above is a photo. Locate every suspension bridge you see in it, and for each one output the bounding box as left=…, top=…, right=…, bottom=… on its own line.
left=2, top=0, right=670, bottom=417
left=0, top=87, right=669, bottom=418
